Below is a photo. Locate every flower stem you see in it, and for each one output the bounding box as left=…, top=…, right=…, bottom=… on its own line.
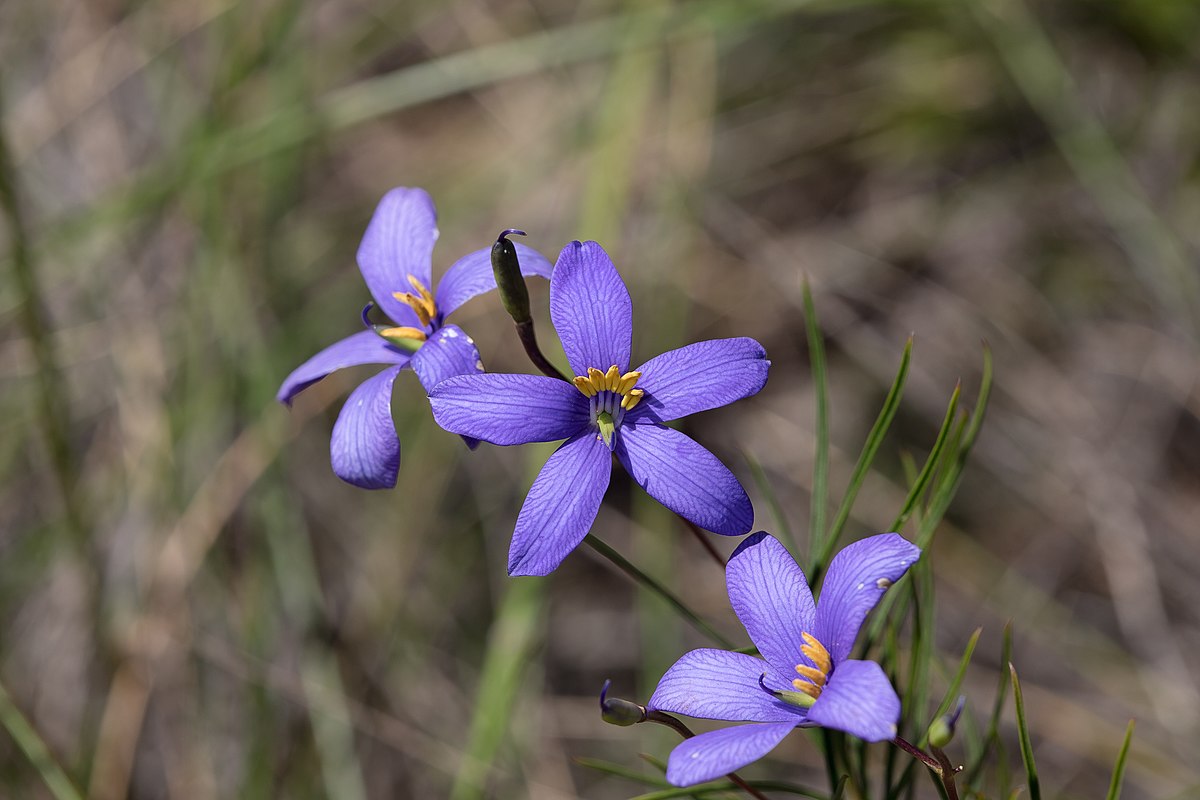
left=583, top=534, right=733, bottom=649
left=677, top=515, right=727, bottom=569
left=514, top=319, right=569, bottom=381
left=641, top=711, right=769, bottom=800
left=892, top=736, right=959, bottom=800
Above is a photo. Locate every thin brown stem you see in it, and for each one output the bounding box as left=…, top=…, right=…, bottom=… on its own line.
left=677, top=515, right=727, bottom=569
left=643, top=712, right=770, bottom=800
left=893, top=736, right=960, bottom=800
left=515, top=320, right=568, bottom=381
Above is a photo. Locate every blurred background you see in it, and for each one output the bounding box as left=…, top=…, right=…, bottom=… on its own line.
left=2, top=0, right=1199, bottom=797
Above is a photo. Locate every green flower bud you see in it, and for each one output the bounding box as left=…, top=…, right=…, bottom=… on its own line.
left=491, top=229, right=532, bottom=325
left=928, top=696, right=965, bottom=748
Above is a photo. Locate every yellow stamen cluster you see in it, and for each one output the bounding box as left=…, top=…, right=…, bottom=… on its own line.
left=572, top=365, right=645, bottom=410
left=792, top=632, right=832, bottom=700
left=378, top=325, right=428, bottom=344
left=392, top=275, right=438, bottom=328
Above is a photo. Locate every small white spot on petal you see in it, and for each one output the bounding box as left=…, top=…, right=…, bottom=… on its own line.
left=444, top=328, right=459, bottom=338
left=475, top=360, right=484, bottom=372
left=877, top=578, right=893, bottom=589
left=856, top=582, right=865, bottom=590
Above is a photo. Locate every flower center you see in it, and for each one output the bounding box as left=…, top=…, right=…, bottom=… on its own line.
left=572, top=365, right=644, bottom=449
left=792, top=632, right=832, bottom=700
left=392, top=274, right=439, bottom=331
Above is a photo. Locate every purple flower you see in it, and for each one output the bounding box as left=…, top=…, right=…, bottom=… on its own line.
left=277, top=187, right=552, bottom=489
left=648, top=531, right=920, bottom=787
left=428, top=241, right=770, bottom=576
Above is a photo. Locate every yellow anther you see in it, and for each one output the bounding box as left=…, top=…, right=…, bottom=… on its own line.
left=408, top=275, right=436, bottom=312
left=617, top=371, right=642, bottom=394
left=800, top=632, right=832, bottom=676
left=379, top=326, right=428, bottom=343
left=392, top=275, right=438, bottom=328
left=604, top=365, right=621, bottom=391
left=794, top=664, right=827, bottom=687
left=620, top=388, right=645, bottom=410
left=587, top=367, right=607, bottom=392
left=573, top=375, right=598, bottom=397
left=790, top=679, right=822, bottom=699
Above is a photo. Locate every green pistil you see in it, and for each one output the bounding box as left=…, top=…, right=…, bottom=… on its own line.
left=596, top=411, right=615, bottom=448
left=776, top=688, right=818, bottom=709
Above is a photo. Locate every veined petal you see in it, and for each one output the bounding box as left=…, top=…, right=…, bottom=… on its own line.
left=436, top=243, right=554, bottom=319
left=614, top=421, right=752, bottom=535
left=549, top=241, right=632, bottom=375
left=410, top=325, right=485, bottom=449
left=508, top=432, right=611, bottom=576
left=726, top=533, right=819, bottom=679
left=356, top=187, right=438, bottom=326
left=815, top=533, right=921, bottom=664
left=330, top=365, right=404, bottom=489
left=806, top=659, right=900, bottom=742
left=429, top=373, right=588, bottom=445
left=665, top=722, right=797, bottom=788
left=649, top=649, right=802, bottom=724
left=277, top=330, right=411, bottom=405
left=630, top=338, right=770, bottom=422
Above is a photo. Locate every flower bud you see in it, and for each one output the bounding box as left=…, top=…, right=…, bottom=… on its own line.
left=599, top=680, right=645, bottom=727
left=491, top=229, right=532, bottom=325
left=927, top=696, right=965, bottom=748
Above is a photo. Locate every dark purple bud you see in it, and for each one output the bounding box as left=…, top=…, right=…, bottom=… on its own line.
left=492, top=229, right=532, bottom=325
left=599, top=679, right=645, bottom=727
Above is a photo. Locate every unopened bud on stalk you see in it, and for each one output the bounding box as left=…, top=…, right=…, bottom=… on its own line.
left=927, top=696, right=966, bottom=748
left=599, top=680, right=646, bottom=727
left=492, top=229, right=532, bottom=325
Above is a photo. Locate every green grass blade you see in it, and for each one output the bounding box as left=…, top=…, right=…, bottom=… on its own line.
left=812, top=337, right=913, bottom=581
left=802, top=280, right=830, bottom=558
left=585, top=534, right=734, bottom=649
left=744, top=452, right=795, bottom=551
left=0, top=678, right=83, bottom=800
left=889, top=381, right=961, bottom=534
left=917, top=344, right=992, bottom=549
left=967, top=621, right=1013, bottom=790
left=574, top=758, right=671, bottom=788
left=1105, top=720, right=1135, bottom=800
left=449, top=579, right=545, bottom=800
left=923, top=627, right=983, bottom=745
left=630, top=781, right=828, bottom=799
left=1009, top=663, right=1041, bottom=800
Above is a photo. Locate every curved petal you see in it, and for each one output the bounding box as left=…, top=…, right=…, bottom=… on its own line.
left=630, top=338, right=770, bottom=423
left=815, top=533, right=922, bottom=664
left=806, top=659, right=900, bottom=742
left=329, top=365, right=404, bottom=489
left=614, top=421, right=752, bottom=535
left=410, top=325, right=485, bottom=449
left=726, top=533, right=819, bottom=679
left=277, top=330, right=411, bottom=405
left=356, top=187, right=438, bottom=326
left=429, top=373, right=588, bottom=446
left=649, top=649, right=802, bottom=724
left=435, top=243, right=554, bottom=319
left=508, top=432, right=611, bottom=576
left=665, top=722, right=797, bottom=788
left=549, top=241, right=632, bottom=375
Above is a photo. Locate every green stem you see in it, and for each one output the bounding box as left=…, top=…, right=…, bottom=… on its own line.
left=584, top=534, right=733, bottom=649
left=0, top=678, right=83, bottom=800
